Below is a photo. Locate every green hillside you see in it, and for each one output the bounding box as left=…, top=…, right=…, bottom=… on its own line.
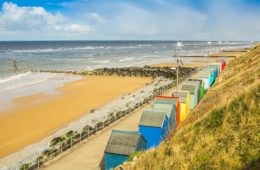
left=118, top=45, right=260, bottom=170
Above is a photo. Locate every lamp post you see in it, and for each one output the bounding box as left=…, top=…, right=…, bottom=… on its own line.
left=218, top=41, right=222, bottom=52
left=175, top=42, right=183, bottom=90
left=207, top=41, right=211, bottom=65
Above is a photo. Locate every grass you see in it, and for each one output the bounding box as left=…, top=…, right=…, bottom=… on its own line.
left=117, top=44, right=260, bottom=170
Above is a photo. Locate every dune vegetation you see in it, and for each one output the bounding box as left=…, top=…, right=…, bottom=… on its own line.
left=117, top=44, right=260, bottom=170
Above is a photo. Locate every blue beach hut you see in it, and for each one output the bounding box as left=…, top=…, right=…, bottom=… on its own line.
left=200, top=70, right=214, bottom=86
left=152, top=97, right=178, bottom=128
left=203, top=67, right=217, bottom=82
left=139, top=110, right=169, bottom=149
left=104, top=130, right=147, bottom=170
left=208, top=65, right=219, bottom=77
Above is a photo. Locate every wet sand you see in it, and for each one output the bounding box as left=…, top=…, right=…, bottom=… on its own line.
left=0, top=75, right=152, bottom=158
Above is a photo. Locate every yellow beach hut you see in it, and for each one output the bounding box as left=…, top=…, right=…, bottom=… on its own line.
left=172, top=90, right=190, bottom=122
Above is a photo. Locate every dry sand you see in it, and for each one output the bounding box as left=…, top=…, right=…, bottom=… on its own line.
left=151, top=63, right=207, bottom=68
left=0, top=75, right=151, bottom=158
left=209, top=51, right=246, bottom=58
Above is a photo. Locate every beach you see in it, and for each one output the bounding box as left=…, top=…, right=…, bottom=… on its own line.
left=0, top=75, right=152, bottom=158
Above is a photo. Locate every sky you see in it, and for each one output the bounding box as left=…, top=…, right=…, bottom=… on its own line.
left=0, top=0, right=259, bottom=41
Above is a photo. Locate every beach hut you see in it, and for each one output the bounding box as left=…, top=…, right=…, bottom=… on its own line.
left=211, top=63, right=222, bottom=74
left=188, top=79, right=204, bottom=100
left=200, top=70, right=214, bottom=86
left=204, top=66, right=217, bottom=80
left=216, top=59, right=226, bottom=70
left=153, top=96, right=181, bottom=127
left=186, top=81, right=201, bottom=103
left=209, top=64, right=220, bottom=76
left=104, top=130, right=147, bottom=170
left=139, top=110, right=169, bottom=149
left=181, top=83, right=198, bottom=109
left=196, top=74, right=210, bottom=91
left=172, top=90, right=190, bottom=122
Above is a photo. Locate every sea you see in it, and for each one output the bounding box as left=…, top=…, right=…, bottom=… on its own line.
left=0, top=41, right=254, bottom=110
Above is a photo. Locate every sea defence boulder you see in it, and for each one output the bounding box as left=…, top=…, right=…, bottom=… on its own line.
left=104, top=130, right=147, bottom=170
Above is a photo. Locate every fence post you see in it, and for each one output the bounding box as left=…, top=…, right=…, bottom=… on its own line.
left=37, top=156, right=40, bottom=169
left=80, top=131, right=82, bottom=143
left=60, top=141, right=62, bottom=154
left=70, top=136, right=73, bottom=148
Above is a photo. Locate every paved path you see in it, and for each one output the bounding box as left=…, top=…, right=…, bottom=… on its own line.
left=43, top=103, right=151, bottom=170
left=43, top=74, right=197, bottom=170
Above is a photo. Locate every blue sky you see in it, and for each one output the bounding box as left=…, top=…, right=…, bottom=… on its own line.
left=0, top=0, right=259, bottom=40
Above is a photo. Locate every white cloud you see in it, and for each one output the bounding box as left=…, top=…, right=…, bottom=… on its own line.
left=87, top=13, right=105, bottom=23
left=65, top=24, right=91, bottom=32
left=91, top=0, right=260, bottom=40
left=0, top=2, right=91, bottom=40
left=0, top=0, right=260, bottom=40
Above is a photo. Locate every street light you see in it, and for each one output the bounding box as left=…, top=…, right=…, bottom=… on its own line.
left=174, top=42, right=183, bottom=90
left=207, top=41, right=211, bottom=65
left=218, top=41, right=222, bottom=52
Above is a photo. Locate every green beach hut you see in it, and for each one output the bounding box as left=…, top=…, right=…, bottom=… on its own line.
left=196, top=74, right=210, bottom=91
left=188, top=79, right=204, bottom=100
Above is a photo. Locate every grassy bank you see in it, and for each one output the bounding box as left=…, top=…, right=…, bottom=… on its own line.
left=118, top=44, right=260, bottom=170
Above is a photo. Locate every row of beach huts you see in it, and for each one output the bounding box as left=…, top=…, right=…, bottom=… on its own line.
left=103, top=60, right=227, bottom=170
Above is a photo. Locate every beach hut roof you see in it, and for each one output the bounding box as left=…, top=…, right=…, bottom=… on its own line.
left=105, top=130, right=146, bottom=156
left=198, top=71, right=211, bottom=76
left=187, top=80, right=200, bottom=87
left=154, top=97, right=179, bottom=105
left=139, top=111, right=166, bottom=128
left=152, top=104, right=174, bottom=119
left=181, top=84, right=196, bottom=94
left=203, top=68, right=215, bottom=74
left=188, top=78, right=203, bottom=84
left=172, top=90, right=189, bottom=103
left=196, top=74, right=210, bottom=79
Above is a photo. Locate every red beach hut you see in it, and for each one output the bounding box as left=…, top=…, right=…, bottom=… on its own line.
left=216, top=59, right=226, bottom=70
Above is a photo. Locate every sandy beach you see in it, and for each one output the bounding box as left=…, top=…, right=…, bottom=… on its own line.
left=151, top=63, right=207, bottom=68
left=209, top=51, right=246, bottom=58
left=0, top=75, right=152, bottom=158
